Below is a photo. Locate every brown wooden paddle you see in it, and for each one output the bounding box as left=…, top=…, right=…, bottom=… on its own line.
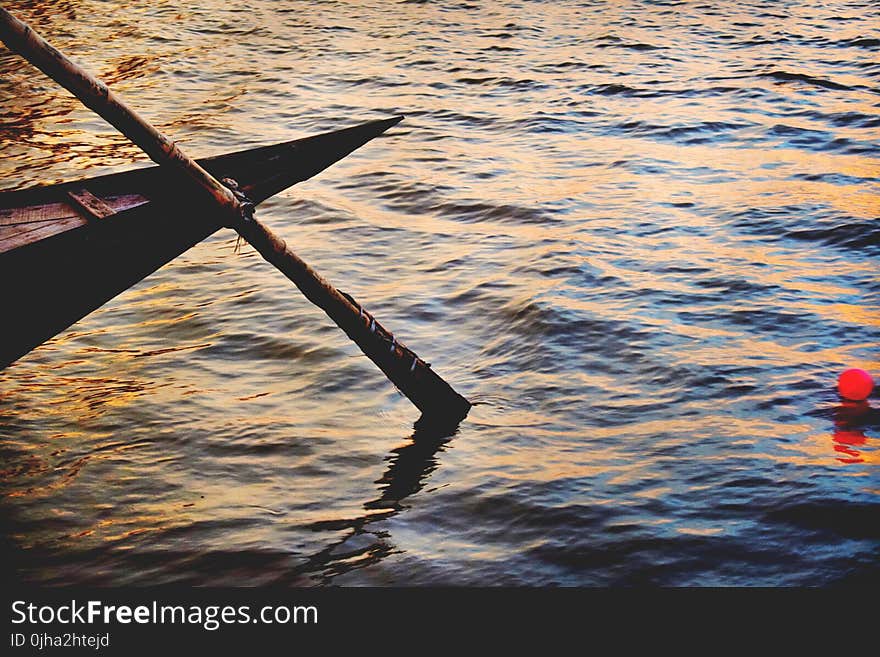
left=0, top=7, right=471, bottom=423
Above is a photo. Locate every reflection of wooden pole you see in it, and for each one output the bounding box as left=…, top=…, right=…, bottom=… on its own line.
left=0, top=7, right=471, bottom=422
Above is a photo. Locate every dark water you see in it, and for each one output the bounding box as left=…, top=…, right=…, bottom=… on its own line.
left=1, top=0, right=878, bottom=586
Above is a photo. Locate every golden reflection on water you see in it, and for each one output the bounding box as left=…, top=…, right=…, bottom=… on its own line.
left=1, top=0, right=878, bottom=585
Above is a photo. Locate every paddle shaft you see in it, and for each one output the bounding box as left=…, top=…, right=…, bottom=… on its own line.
left=0, top=7, right=470, bottom=421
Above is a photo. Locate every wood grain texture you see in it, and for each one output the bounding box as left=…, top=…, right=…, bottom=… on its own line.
left=0, top=202, right=77, bottom=226
left=0, top=215, right=86, bottom=253
left=66, top=188, right=117, bottom=220
left=0, top=194, right=150, bottom=254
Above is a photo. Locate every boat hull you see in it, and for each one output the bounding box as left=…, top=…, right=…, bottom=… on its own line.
left=0, top=196, right=217, bottom=368
left=0, top=117, right=402, bottom=369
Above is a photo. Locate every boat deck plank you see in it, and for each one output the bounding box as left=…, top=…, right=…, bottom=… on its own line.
left=66, top=188, right=118, bottom=220
left=0, top=216, right=86, bottom=253
left=0, top=202, right=77, bottom=226
left=0, top=193, right=150, bottom=255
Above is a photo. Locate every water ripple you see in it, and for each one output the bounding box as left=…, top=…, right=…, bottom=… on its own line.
left=1, top=0, right=878, bottom=587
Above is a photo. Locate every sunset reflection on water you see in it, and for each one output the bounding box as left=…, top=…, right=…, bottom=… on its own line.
left=1, top=0, right=878, bottom=585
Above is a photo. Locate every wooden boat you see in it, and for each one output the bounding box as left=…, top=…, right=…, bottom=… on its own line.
left=0, top=117, right=402, bottom=370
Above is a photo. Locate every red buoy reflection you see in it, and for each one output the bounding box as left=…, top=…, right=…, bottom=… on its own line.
left=832, top=400, right=872, bottom=464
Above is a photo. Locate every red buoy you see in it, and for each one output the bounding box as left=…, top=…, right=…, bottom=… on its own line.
left=837, top=368, right=874, bottom=401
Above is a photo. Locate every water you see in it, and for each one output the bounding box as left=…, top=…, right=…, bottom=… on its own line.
left=1, top=0, right=878, bottom=586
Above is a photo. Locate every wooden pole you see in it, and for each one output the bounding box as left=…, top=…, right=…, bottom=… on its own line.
left=0, top=7, right=471, bottom=422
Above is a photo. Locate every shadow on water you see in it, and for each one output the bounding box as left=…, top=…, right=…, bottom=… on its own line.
left=1, top=414, right=461, bottom=586
left=368, top=415, right=458, bottom=511
left=288, top=414, right=459, bottom=585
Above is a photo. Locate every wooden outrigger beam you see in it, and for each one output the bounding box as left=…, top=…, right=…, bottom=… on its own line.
left=0, top=8, right=471, bottom=423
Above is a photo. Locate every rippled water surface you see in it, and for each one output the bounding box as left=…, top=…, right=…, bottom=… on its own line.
left=1, top=0, right=878, bottom=586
